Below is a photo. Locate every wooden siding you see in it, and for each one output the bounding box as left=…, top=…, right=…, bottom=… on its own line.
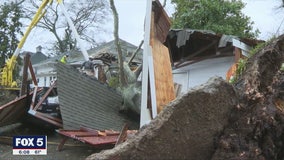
left=153, top=0, right=171, bottom=43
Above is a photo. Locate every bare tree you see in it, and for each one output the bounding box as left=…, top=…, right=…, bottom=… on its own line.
left=23, top=0, right=109, bottom=53
left=109, top=0, right=126, bottom=87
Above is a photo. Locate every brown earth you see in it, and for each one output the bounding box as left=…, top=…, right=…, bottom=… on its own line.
left=87, top=35, right=284, bottom=160
left=212, top=35, right=284, bottom=159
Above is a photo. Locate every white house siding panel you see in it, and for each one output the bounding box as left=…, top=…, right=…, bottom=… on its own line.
left=188, top=63, right=229, bottom=88
left=28, top=63, right=57, bottom=88
left=37, top=77, right=46, bottom=87
left=172, top=72, right=189, bottom=94
left=36, top=66, right=53, bottom=75
left=37, top=67, right=50, bottom=74
left=173, top=56, right=234, bottom=93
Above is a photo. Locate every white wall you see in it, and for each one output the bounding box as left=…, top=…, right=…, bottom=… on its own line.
left=173, top=56, right=234, bottom=94
left=35, top=75, right=56, bottom=87
left=172, top=71, right=189, bottom=94
left=30, top=63, right=57, bottom=87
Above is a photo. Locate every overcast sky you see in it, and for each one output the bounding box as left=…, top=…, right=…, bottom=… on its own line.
left=19, top=0, right=284, bottom=54
left=242, top=0, right=284, bottom=39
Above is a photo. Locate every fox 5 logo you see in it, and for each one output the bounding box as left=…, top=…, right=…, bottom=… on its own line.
left=13, top=136, right=47, bottom=149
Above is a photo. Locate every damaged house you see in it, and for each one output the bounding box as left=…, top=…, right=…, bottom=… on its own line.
left=52, top=39, right=143, bottom=130
left=165, top=29, right=263, bottom=94
left=0, top=39, right=143, bottom=127
left=26, top=39, right=143, bottom=88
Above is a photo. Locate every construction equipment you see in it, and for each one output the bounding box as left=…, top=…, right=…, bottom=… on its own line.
left=0, top=0, right=89, bottom=90
left=0, top=0, right=52, bottom=90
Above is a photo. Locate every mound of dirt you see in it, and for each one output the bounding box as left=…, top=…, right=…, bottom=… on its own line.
left=87, top=35, right=284, bottom=160
left=87, top=77, right=238, bottom=160
left=212, top=35, right=284, bottom=159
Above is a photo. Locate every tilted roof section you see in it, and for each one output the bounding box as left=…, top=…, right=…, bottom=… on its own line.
left=56, top=62, right=139, bottom=130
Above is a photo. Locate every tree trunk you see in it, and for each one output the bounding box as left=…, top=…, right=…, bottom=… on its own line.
left=109, top=0, right=126, bottom=87
left=86, top=34, right=284, bottom=160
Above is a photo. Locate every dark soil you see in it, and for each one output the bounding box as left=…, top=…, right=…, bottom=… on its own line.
left=212, top=36, right=284, bottom=159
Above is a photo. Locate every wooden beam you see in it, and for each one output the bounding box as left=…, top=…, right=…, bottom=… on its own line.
left=20, top=53, right=31, bottom=96
left=175, top=54, right=233, bottom=69
left=115, top=123, right=128, bottom=146
left=0, top=136, right=12, bottom=145
left=33, top=80, right=57, bottom=111
left=28, top=60, right=38, bottom=86
left=33, top=110, right=62, bottom=123
left=57, top=137, right=68, bottom=151
left=234, top=47, right=242, bottom=63
left=28, top=110, right=62, bottom=128
left=175, top=40, right=218, bottom=67
left=29, top=86, right=38, bottom=110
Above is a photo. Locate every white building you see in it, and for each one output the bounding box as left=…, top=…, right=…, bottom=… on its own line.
left=32, top=61, right=57, bottom=87
left=19, top=46, right=54, bottom=88
left=173, top=56, right=235, bottom=94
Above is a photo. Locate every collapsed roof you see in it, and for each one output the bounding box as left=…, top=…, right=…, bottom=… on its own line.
left=165, top=29, right=264, bottom=68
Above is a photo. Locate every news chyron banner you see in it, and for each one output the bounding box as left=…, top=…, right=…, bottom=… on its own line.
left=13, top=135, right=47, bottom=155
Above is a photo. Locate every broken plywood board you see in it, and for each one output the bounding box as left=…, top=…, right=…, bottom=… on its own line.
left=56, top=63, right=139, bottom=131
left=140, top=0, right=175, bottom=126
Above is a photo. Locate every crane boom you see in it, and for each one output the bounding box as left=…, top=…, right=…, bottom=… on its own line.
left=0, top=0, right=89, bottom=89
left=57, top=0, right=89, bottom=61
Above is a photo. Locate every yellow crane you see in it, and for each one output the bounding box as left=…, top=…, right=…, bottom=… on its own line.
left=0, top=0, right=89, bottom=90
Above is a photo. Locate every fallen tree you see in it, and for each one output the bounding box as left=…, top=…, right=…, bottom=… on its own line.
left=212, top=35, right=284, bottom=159
left=87, top=35, right=284, bottom=160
